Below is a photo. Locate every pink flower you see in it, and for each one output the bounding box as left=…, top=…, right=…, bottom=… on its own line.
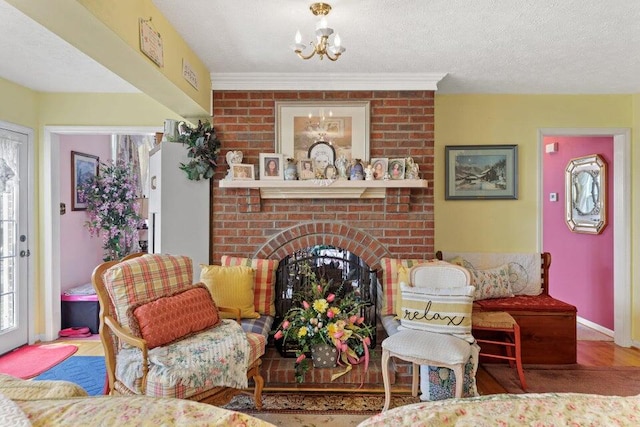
left=296, top=354, right=306, bottom=363
left=327, top=310, right=335, bottom=319
left=357, top=317, right=365, bottom=324
left=349, top=315, right=358, bottom=324
left=282, top=320, right=290, bottom=329
left=363, top=336, right=371, bottom=346
left=326, top=293, right=336, bottom=302
left=317, top=285, right=322, bottom=292
left=274, top=330, right=283, bottom=340
left=302, top=301, right=310, bottom=310
left=333, top=330, right=344, bottom=339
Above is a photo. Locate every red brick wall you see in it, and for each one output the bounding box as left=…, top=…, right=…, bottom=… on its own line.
left=210, top=90, right=435, bottom=270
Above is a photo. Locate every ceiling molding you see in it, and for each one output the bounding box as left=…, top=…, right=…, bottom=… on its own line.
left=210, top=73, right=448, bottom=91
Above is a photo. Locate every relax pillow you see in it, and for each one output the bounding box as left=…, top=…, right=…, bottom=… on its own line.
left=128, top=285, right=220, bottom=349
left=468, top=264, right=513, bottom=300
left=200, top=265, right=260, bottom=319
left=379, top=258, right=424, bottom=316
left=220, top=256, right=278, bottom=316
left=398, top=284, right=475, bottom=343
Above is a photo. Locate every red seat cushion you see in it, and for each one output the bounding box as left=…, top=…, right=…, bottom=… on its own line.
left=474, top=294, right=576, bottom=313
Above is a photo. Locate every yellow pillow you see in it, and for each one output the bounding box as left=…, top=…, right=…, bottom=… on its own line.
left=394, top=265, right=410, bottom=318
left=199, top=265, right=260, bottom=319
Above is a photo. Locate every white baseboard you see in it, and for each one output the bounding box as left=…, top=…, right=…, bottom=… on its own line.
left=577, top=316, right=614, bottom=337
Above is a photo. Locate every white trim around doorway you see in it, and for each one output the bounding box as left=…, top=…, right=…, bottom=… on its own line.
left=42, top=126, right=160, bottom=342
left=537, top=128, right=632, bottom=348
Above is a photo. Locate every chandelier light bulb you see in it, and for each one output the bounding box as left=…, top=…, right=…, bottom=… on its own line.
left=293, top=2, right=344, bottom=61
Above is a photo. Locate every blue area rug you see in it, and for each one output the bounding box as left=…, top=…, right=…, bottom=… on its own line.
left=34, top=356, right=106, bottom=396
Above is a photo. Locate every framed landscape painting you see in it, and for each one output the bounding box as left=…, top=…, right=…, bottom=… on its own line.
left=445, top=145, right=518, bottom=200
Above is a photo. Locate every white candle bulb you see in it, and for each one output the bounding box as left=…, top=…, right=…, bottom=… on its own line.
left=295, top=30, right=302, bottom=44
left=319, top=17, right=328, bottom=29
left=334, top=34, right=341, bottom=48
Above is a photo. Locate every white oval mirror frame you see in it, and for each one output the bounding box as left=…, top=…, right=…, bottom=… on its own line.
left=565, top=154, right=607, bottom=234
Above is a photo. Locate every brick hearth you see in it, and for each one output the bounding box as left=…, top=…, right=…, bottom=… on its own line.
left=261, top=328, right=414, bottom=392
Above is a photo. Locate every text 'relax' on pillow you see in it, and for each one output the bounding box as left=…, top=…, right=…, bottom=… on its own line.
left=468, top=263, right=513, bottom=300
left=200, top=265, right=260, bottom=319
left=399, top=284, right=475, bottom=343
left=127, top=285, right=220, bottom=349
left=220, top=256, right=278, bottom=317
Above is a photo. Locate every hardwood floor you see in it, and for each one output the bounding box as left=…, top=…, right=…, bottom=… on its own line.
left=56, top=332, right=640, bottom=395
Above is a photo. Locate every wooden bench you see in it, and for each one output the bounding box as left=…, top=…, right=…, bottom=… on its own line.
left=436, top=251, right=577, bottom=364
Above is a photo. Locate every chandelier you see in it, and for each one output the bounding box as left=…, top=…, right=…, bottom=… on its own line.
left=292, top=2, right=345, bottom=61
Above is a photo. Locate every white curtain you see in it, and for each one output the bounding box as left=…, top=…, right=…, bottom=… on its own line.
left=0, top=137, right=18, bottom=193
left=114, top=135, right=154, bottom=197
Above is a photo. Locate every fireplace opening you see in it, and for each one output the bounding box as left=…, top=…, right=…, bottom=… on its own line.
left=273, top=245, right=377, bottom=356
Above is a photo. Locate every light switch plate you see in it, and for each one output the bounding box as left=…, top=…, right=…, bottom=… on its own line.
left=549, top=192, right=558, bottom=202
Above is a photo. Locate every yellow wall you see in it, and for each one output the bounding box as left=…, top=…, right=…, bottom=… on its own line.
left=631, top=94, right=640, bottom=342
left=434, top=93, right=636, bottom=340
left=0, top=78, right=39, bottom=129
left=434, top=94, right=631, bottom=251
left=77, top=0, right=211, bottom=112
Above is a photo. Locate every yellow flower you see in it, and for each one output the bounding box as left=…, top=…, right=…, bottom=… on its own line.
left=313, top=298, right=329, bottom=313
left=328, top=307, right=341, bottom=317
left=327, top=322, right=338, bottom=336
left=298, top=327, right=308, bottom=338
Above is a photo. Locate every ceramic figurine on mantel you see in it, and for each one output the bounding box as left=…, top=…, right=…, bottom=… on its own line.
left=405, top=156, right=420, bottom=180
left=350, top=159, right=364, bottom=180
left=284, top=158, right=298, bottom=180
left=224, top=150, right=243, bottom=180
left=335, top=155, right=349, bottom=180
left=364, top=164, right=374, bottom=180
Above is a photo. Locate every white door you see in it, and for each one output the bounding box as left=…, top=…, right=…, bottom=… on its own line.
left=0, top=125, right=30, bottom=355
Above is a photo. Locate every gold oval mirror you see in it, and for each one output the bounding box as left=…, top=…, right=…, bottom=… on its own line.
left=565, top=154, right=606, bottom=234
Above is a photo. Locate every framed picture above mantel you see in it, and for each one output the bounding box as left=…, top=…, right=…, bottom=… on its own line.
left=445, top=145, right=518, bottom=200
left=275, top=101, right=370, bottom=163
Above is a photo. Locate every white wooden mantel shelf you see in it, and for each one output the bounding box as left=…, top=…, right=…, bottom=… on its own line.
left=218, top=179, right=428, bottom=199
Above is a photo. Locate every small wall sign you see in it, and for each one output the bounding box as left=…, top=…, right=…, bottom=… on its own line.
left=182, top=58, right=199, bottom=89
left=139, top=18, right=163, bottom=67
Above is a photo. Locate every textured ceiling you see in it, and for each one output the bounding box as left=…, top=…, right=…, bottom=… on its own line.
left=153, top=0, right=640, bottom=93
left=1, top=0, right=640, bottom=94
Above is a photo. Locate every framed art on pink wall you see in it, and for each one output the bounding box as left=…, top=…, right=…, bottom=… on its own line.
left=71, top=151, right=99, bottom=211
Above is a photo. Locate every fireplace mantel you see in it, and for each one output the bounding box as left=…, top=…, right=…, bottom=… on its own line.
left=218, top=179, right=428, bottom=199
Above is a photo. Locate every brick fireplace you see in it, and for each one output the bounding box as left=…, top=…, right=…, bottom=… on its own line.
left=209, top=89, right=435, bottom=387
left=210, top=90, right=435, bottom=265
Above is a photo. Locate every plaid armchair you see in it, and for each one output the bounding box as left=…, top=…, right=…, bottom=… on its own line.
left=92, top=253, right=265, bottom=408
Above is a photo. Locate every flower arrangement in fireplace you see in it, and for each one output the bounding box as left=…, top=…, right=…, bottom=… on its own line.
left=273, top=263, right=374, bottom=383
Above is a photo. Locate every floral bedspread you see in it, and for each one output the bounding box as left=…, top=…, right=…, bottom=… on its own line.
left=358, top=393, right=640, bottom=426
left=14, top=395, right=274, bottom=426
left=117, top=319, right=250, bottom=395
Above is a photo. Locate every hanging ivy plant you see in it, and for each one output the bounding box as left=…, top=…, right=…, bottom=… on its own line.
left=176, top=120, right=221, bottom=180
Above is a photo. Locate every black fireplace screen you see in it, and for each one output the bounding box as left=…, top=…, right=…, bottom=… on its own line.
left=274, top=246, right=377, bottom=355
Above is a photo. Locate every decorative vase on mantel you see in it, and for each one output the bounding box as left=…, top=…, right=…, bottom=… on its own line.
left=311, top=343, right=338, bottom=368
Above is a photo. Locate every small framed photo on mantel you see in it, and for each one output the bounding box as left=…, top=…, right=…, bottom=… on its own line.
left=260, top=153, right=284, bottom=180
left=230, top=164, right=255, bottom=181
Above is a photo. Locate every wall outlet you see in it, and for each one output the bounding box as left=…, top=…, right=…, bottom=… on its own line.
left=549, top=192, right=558, bottom=202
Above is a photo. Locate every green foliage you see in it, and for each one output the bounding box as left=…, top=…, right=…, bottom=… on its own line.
left=175, top=120, right=221, bottom=181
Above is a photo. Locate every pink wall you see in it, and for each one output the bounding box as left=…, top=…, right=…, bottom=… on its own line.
left=542, top=136, right=614, bottom=329
left=59, top=135, right=112, bottom=292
